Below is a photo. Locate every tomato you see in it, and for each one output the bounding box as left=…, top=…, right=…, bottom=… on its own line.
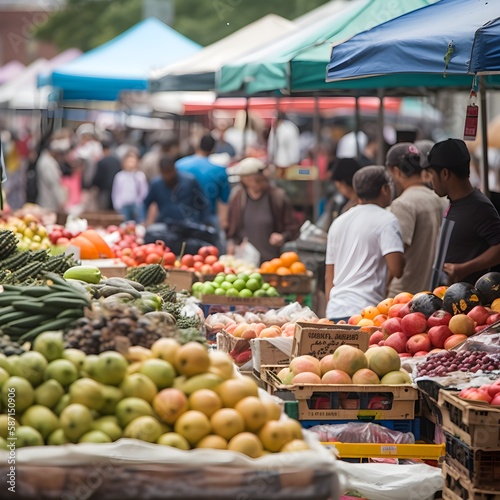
left=163, top=252, right=176, bottom=266
left=121, top=248, right=132, bottom=257
left=121, top=256, right=136, bottom=267
left=146, top=253, right=162, bottom=264
left=133, top=248, right=146, bottom=264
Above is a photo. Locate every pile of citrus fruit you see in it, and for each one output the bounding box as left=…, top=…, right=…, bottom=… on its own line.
left=259, top=252, right=307, bottom=275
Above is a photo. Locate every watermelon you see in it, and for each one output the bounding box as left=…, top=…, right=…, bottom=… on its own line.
left=409, top=293, right=443, bottom=318
left=443, top=282, right=482, bottom=315
left=474, top=272, right=500, bottom=305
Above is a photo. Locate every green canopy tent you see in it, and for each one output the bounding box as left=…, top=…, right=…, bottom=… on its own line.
left=217, top=0, right=437, bottom=96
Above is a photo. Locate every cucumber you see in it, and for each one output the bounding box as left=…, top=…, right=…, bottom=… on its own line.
left=0, top=311, right=28, bottom=326
left=5, top=314, right=52, bottom=329
left=23, top=286, right=54, bottom=297
left=19, top=318, right=73, bottom=342
left=11, top=302, right=46, bottom=314
left=56, top=309, right=84, bottom=320
left=63, top=266, right=102, bottom=284
left=0, top=294, right=21, bottom=307
left=42, top=297, right=89, bottom=309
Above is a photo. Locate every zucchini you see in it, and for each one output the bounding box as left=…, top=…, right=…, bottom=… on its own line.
left=5, top=314, right=52, bottom=329
left=11, top=302, right=46, bottom=314
left=19, top=318, right=73, bottom=342
left=0, top=311, right=28, bottom=326
left=63, top=266, right=102, bottom=284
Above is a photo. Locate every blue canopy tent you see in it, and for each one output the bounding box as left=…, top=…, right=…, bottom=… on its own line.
left=326, top=0, right=500, bottom=195
left=470, top=17, right=500, bottom=74
left=43, top=18, right=201, bottom=102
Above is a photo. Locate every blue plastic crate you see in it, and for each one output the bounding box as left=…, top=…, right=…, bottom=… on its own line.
left=300, top=418, right=421, bottom=440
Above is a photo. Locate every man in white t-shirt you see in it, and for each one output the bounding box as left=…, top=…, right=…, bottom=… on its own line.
left=267, top=113, right=300, bottom=169
left=325, top=166, right=405, bottom=321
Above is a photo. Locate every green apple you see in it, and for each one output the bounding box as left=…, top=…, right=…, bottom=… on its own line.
left=225, top=288, right=239, bottom=297
left=232, top=279, right=246, bottom=291
left=214, top=287, right=226, bottom=296
left=245, top=278, right=260, bottom=292
left=201, top=283, right=215, bottom=295
left=225, top=274, right=237, bottom=283
left=239, top=289, right=253, bottom=298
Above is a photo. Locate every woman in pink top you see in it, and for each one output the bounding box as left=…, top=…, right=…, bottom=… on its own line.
left=111, top=148, right=148, bottom=222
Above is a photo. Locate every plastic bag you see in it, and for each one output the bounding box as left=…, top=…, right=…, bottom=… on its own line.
left=234, top=239, right=261, bottom=267
left=308, top=422, right=415, bottom=444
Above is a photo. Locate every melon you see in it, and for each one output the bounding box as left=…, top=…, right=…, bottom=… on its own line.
left=410, top=293, right=442, bottom=318
left=443, top=282, right=482, bottom=315
left=475, top=272, right=500, bottom=306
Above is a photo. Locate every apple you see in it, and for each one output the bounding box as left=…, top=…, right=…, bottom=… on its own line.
left=461, top=388, right=492, bottom=403
left=377, top=340, right=385, bottom=346
left=399, top=353, right=412, bottom=358
left=491, top=393, right=500, bottom=406
left=487, top=381, right=500, bottom=398
left=193, top=262, right=204, bottom=271
left=381, top=317, right=402, bottom=335
left=200, top=264, right=213, bottom=274
left=397, top=302, right=412, bottom=318
left=212, top=262, right=225, bottom=274
left=427, top=310, right=452, bottom=328
left=414, top=351, right=429, bottom=357
left=475, top=325, right=488, bottom=333
left=384, top=332, right=408, bottom=353
left=427, top=325, right=453, bottom=349
left=180, top=254, right=194, bottom=267
left=205, top=255, right=218, bottom=266
left=56, top=237, right=70, bottom=246
left=443, top=334, right=468, bottom=350
left=406, top=333, right=431, bottom=355
left=193, top=255, right=204, bottom=263
left=401, top=312, right=427, bottom=337
left=388, top=304, right=406, bottom=318
left=486, top=313, right=500, bottom=325
left=369, top=331, right=387, bottom=345
left=163, top=252, right=176, bottom=266
left=198, top=247, right=211, bottom=258
left=467, top=306, right=492, bottom=326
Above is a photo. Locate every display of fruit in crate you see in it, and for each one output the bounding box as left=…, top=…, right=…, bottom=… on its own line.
left=192, top=272, right=280, bottom=298
left=458, top=379, right=500, bottom=405
left=48, top=224, right=80, bottom=246
left=0, top=332, right=310, bottom=456
left=259, top=252, right=307, bottom=275
left=277, top=346, right=412, bottom=386
left=1, top=215, right=52, bottom=251
left=349, top=276, right=500, bottom=358
left=168, top=245, right=224, bottom=273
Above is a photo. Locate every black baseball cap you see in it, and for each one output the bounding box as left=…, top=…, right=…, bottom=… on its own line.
left=426, top=138, right=470, bottom=177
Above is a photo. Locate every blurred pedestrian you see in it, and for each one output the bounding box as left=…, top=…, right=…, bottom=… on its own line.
left=268, top=112, right=300, bottom=174
left=90, top=137, right=122, bottom=211
left=140, top=137, right=180, bottom=183
left=424, top=138, right=500, bottom=284
left=226, top=158, right=300, bottom=263
left=144, top=155, right=209, bottom=226
left=111, top=147, right=148, bottom=222
left=325, top=166, right=404, bottom=322
left=385, top=143, right=444, bottom=295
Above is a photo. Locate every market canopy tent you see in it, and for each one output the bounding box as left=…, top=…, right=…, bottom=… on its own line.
left=217, top=0, right=436, bottom=95
left=326, top=0, right=500, bottom=89
left=149, top=14, right=295, bottom=92
left=44, top=18, right=201, bottom=102
left=470, top=17, right=500, bottom=74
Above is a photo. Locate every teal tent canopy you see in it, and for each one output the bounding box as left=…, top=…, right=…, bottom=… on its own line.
left=44, top=18, right=201, bottom=101
left=217, top=0, right=436, bottom=95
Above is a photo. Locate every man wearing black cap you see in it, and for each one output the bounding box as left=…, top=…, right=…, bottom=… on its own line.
left=386, top=143, right=445, bottom=295
left=425, top=138, right=500, bottom=285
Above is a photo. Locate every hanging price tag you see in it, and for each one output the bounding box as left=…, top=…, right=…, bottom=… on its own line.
left=463, top=91, right=478, bottom=141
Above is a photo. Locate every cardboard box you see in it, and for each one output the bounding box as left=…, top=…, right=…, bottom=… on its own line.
left=165, top=270, right=196, bottom=291
left=81, top=259, right=127, bottom=278
left=261, top=271, right=314, bottom=294
left=292, top=322, right=371, bottom=359
left=200, top=295, right=285, bottom=307
left=261, top=366, right=418, bottom=420
left=250, top=338, right=293, bottom=373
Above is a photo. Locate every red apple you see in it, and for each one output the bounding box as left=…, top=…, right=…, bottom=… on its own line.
left=399, top=353, right=412, bottom=358
left=475, top=325, right=488, bottom=333
left=378, top=340, right=386, bottom=346
left=198, top=247, right=211, bottom=258
left=180, top=254, right=195, bottom=267
left=462, top=388, right=492, bottom=403
left=193, top=255, right=204, bottom=263
left=384, top=332, right=408, bottom=353
left=369, top=331, right=387, bottom=345
left=200, top=264, right=213, bottom=274
left=427, top=310, right=452, bottom=328
left=163, top=252, right=176, bottom=266
left=56, top=237, right=70, bottom=246
left=491, top=393, right=500, bottom=405
left=406, top=333, right=431, bottom=354
left=206, top=245, right=219, bottom=257
left=381, top=317, right=402, bottom=335
left=443, top=334, right=468, bottom=350
left=397, top=302, right=412, bottom=318
left=427, top=325, right=453, bottom=349
left=486, top=313, right=500, bottom=325
left=193, top=261, right=204, bottom=271
left=205, top=255, right=218, bottom=266
left=401, top=312, right=427, bottom=337
left=211, top=262, right=225, bottom=274
left=414, top=351, right=429, bottom=357
left=467, top=306, right=492, bottom=326
left=487, top=381, right=500, bottom=398
left=388, top=303, right=406, bottom=318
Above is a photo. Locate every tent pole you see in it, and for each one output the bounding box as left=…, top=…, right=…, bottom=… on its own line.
left=313, top=94, right=321, bottom=222
left=480, top=76, right=490, bottom=198
left=354, top=95, right=361, bottom=159
left=376, top=88, right=385, bottom=165
left=242, top=97, right=249, bottom=158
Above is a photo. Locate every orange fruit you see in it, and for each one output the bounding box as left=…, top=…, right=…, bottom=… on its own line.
left=276, top=267, right=291, bottom=276
left=269, top=258, right=283, bottom=272
left=79, top=229, right=114, bottom=258
left=70, top=235, right=99, bottom=259
left=376, top=298, right=394, bottom=315
left=361, top=306, right=380, bottom=320
left=289, top=261, right=307, bottom=274
left=357, top=318, right=374, bottom=327
left=279, top=252, right=300, bottom=268
left=259, top=261, right=275, bottom=274
left=393, top=292, right=414, bottom=305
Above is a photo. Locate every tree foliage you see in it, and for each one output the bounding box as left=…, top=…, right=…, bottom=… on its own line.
left=35, top=0, right=330, bottom=51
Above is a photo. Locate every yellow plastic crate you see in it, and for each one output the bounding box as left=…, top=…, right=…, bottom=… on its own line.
left=321, top=442, right=445, bottom=460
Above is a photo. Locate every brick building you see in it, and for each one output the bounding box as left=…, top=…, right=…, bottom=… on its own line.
left=0, top=0, right=61, bottom=66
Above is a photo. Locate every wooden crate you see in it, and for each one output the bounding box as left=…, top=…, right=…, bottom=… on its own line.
left=442, top=462, right=500, bottom=500
left=261, top=272, right=313, bottom=294
left=165, top=269, right=197, bottom=291
left=200, top=294, right=285, bottom=307
left=261, top=366, right=418, bottom=421
left=439, top=390, right=500, bottom=448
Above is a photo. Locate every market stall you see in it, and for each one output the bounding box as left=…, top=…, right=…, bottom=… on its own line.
left=0, top=210, right=499, bottom=500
